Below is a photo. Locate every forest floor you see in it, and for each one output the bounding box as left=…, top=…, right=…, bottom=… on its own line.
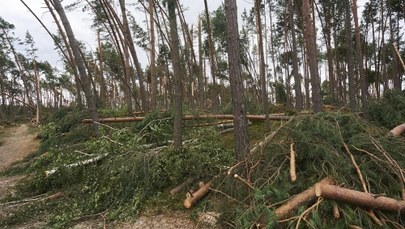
left=0, top=124, right=215, bottom=229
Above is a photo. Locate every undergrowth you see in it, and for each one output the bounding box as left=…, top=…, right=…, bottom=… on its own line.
left=215, top=112, right=405, bottom=228
left=0, top=110, right=233, bottom=227
left=1, top=108, right=404, bottom=228
left=369, top=89, right=405, bottom=129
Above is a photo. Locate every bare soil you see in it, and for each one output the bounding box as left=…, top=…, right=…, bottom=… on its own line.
left=0, top=124, right=39, bottom=199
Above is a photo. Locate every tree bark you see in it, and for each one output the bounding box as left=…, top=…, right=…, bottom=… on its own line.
left=225, top=0, right=249, bottom=160
left=168, top=0, right=183, bottom=149
left=184, top=180, right=212, bottom=208
left=255, top=0, right=269, bottom=122
left=274, top=178, right=335, bottom=220
left=288, top=0, right=302, bottom=111
left=149, top=0, right=157, bottom=109
left=301, top=0, right=321, bottom=112
left=316, top=184, right=405, bottom=214
left=197, top=16, right=205, bottom=108
left=351, top=0, right=368, bottom=119
left=204, top=0, right=219, bottom=108
left=345, top=1, right=357, bottom=112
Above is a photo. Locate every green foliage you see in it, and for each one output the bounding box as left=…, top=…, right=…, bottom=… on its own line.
left=369, top=90, right=405, bottom=129
left=218, top=113, right=405, bottom=228
left=2, top=110, right=233, bottom=227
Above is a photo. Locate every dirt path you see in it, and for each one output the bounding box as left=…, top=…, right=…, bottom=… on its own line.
left=0, top=124, right=39, bottom=171
left=0, top=124, right=39, bottom=199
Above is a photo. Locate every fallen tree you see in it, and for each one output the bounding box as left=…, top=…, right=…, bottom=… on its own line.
left=315, top=184, right=405, bottom=214
left=274, top=177, right=335, bottom=220
left=217, top=113, right=405, bottom=228
left=82, top=114, right=291, bottom=124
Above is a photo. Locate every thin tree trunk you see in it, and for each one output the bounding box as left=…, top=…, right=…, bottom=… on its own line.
left=388, top=0, right=399, bottom=91
left=345, top=1, right=357, bottom=112
left=224, top=0, right=249, bottom=160
left=149, top=0, right=157, bottom=109
left=288, top=0, right=302, bottom=111
left=204, top=0, right=219, bottom=108
left=255, top=0, right=269, bottom=122
left=198, top=16, right=205, bottom=108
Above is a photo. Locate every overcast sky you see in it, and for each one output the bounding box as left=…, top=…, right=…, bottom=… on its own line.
left=0, top=0, right=234, bottom=70
left=1, top=1, right=365, bottom=71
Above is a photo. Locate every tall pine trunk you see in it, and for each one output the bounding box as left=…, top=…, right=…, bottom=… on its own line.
left=225, top=0, right=249, bottom=160
left=168, top=0, right=183, bottom=149
left=255, top=0, right=269, bottom=122
left=301, top=0, right=321, bottom=112
left=288, top=0, right=302, bottom=111
left=345, top=1, right=357, bottom=112
left=351, top=0, right=368, bottom=118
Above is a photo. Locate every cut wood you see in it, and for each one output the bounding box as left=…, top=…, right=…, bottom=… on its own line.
left=170, top=177, right=195, bottom=195
left=389, top=123, right=405, bottom=137
left=274, top=177, right=334, bottom=219
left=315, top=184, right=405, bottom=214
left=45, top=153, right=109, bottom=176
left=290, top=143, right=296, bottom=182
left=184, top=180, right=212, bottom=209
left=82, top=114, right=291, bottom=124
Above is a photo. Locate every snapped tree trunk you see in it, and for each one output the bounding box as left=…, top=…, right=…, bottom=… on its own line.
left=204, top=0, right=219, bottom=108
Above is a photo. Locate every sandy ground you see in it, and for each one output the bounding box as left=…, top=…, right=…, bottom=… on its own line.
left=0, top=124, right=39, bottom=199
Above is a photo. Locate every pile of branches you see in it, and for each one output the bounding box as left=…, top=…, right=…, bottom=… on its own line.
left=216, top=113, right=404, bottom=228
left=0, top=111, right=233, bottom=227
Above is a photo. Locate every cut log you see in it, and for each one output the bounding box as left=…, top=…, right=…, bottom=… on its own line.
left=184, top=180, right=212, bottom=209
left=389, top=123, right=405, bottom=137
left=315, top=184, right=405, bottom=214
left=82, top=114, right=291, bottom=124
left=274, top=177, right=335, bottom=220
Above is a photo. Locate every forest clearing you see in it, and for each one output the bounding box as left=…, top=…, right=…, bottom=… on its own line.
left=0, top=0, right=405, bottom=228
